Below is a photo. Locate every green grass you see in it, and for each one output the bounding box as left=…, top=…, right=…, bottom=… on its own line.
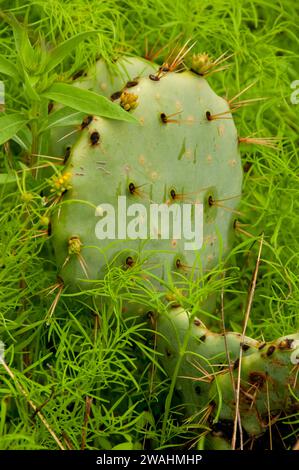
left=0, top=0, right=298, bottom=450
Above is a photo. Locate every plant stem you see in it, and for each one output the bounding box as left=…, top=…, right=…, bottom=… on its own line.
left=30, top=101, right=40, bottom=175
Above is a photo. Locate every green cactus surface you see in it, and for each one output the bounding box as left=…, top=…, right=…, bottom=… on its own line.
left=157, top=307, right=299, bottom=437
left=49, top=56, right=158, bottom=158
left=50, top=57, right=243, bottom=313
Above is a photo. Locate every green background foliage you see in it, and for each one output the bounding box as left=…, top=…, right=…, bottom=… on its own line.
left=0, top=0, right=298, bottom=449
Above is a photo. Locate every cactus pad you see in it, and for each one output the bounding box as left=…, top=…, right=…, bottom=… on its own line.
left=157, top=307, right=299, bottom=437
left=50, top=58, right=243, bottom=313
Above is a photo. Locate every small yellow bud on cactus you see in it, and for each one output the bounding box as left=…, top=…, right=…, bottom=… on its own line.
left=120, top=91, right=138, bottom=111
left=165, top=288, right=184, bottom=307
left=191, top=53, right=212, bottom=75
left=68, top=236, right=82, bottom=255
left=49, top=172, right=72, bottom=197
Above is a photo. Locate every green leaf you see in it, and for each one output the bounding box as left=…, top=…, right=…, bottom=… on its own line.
left=12, top=126, right=32, bottom=150
left=112, top=433, right=133, bottom=450
left=1, top=13, right=35, bottom=69
left=0, top=173, right=17, bottom=185
left=97, top=437, right=112, bottom=450
left=0, top=56, right=18, bottom=78
left=112, top=442, right=133, bottom=450
left=23, top=69, right=40, bottom=101
left=0, top=114, right=28, bottom=146
left=43, top=83, right=138, bottom=123
left=44, top=106, right=84, bottom=130
left=44, top=32, right=98, bottom=73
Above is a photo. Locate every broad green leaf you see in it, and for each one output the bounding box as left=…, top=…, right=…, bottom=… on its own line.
left=1, top=12, right=35, bottom=69
left=112, top=442, right=133, bottom=450
left=38, top=130, right=50, bottom=156
left=12, top=126, right=32, bottom=150
left=0, top=114, right=28, bottom=145
left=23, top=69, right=40, bottom=101
left=44, top=106, right=84, bottom=130
left=44, top=32, right=98, bottom=73
left=0, top=173, right=17, bottom=185
left=136, top=411, right=155, bottom=429
left=43, top=83, right=138, bottom=123
left=0, top=56, right=18, bottom=78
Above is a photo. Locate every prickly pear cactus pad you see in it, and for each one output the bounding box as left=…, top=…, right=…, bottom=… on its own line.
left=157, top=307, right=299, bottom=437
left=51, top=58, right=243, bottom=309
